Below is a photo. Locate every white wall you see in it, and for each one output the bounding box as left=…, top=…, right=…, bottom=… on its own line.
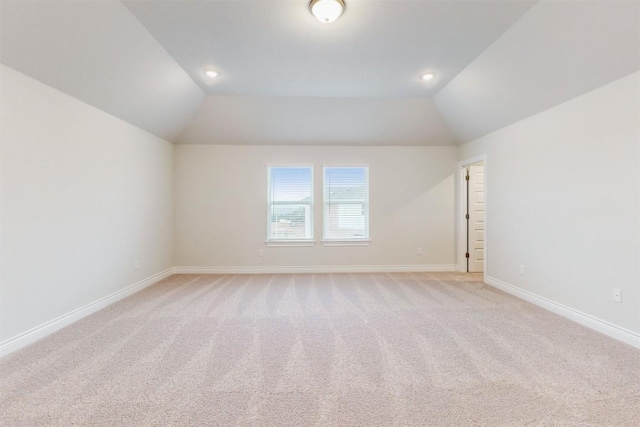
left=460, top=71, right=640, bottom=334
left=0, top=65, right=174, bottom=344
left=174, top=145, right=457, bottom=270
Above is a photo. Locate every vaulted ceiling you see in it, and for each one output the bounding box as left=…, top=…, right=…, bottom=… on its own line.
left=1, top=0, right=638, bottom=146
left=123, top=0, right=535, bottom=98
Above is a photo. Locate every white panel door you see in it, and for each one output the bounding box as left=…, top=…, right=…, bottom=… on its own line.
left=468, top=165, right=484, bottom=272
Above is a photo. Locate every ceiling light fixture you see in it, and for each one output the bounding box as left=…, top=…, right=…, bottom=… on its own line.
left=309, top=0, right=345, bottom=24
left=420, top=72, right=435, bottom=81
left=205, top=69, right=220, bottom=78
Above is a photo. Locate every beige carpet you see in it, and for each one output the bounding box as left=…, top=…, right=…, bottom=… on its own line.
left=1, top=273, right=639, bottom=426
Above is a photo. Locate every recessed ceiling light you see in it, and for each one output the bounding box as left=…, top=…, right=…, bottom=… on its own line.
left=309, top=0, right=345, bottom=24
left=205, top=69, right=220, bottom=78
left=420, top=72, right=435, bottom=81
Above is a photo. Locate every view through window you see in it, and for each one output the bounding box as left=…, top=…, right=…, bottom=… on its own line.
left=267, top=167, right=313, bottom=240
left=323, top=167, right=369, bottom=240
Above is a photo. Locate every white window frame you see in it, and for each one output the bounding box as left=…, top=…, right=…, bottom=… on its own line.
left=266, top=165, right=316, bottom=247
left=322, top=165, right=371, bottom=246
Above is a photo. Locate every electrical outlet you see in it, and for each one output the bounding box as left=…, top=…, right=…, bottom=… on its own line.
left=519, top=265, right=525, bottom=275
left=258, top=249, right=264, bottom=257
left=612, top=288, right=621, bottom=303
left=134, top=260, right=139, bottom=270
left=417, top=247, right=422, bottom=255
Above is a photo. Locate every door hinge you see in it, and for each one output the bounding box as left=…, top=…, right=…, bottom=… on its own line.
left=465, top=252, right=470, bottom=258
left=465, top=174, right=470, bottom=181
left=465, top=214, right=469, bottom=220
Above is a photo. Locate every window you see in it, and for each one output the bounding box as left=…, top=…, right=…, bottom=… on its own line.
left=267, top=166, right=314, bottom=243
left=323, top=166, right=369, bottom=243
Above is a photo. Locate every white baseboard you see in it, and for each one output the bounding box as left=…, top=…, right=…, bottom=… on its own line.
left=485, top=275, right=640, bottom=350
left=0, top=268, right=174, bottom=358
left=174, top=264, right=456, bottom=275
left=5, top=268, right=634, bottom=357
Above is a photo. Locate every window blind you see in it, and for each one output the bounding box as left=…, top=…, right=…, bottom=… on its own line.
left=323, top=167, right=369, bottom=240
left=267, top=167, right=313, bottom=240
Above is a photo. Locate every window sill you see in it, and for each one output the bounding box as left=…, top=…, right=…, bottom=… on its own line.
left=321, top=239, right=372, bottom=247
left=265, top=240, right=316, bottom=247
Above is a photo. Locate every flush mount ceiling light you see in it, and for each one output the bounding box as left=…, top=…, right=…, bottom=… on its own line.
left=309, top=0, right=345, bottom=24
left=420, top=72, right=435, bottom=81
left=204, top=69, right=220, bottom=78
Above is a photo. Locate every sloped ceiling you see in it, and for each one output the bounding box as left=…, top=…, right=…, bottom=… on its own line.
left=179, top=96, right=456, bottom=146
left=1, top=1, right=638, bottom=146
left=0, top=0, right=205, bottom=142
left=123, top=0, right=535, bottom=98
left=433, top=0, right=640, bottom=143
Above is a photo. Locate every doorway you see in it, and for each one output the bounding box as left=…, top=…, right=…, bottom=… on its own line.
left=458, top=156, right=487, bottom=274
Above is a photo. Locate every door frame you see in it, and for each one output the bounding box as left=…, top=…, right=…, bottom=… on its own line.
left=457, top=154, right=487, bottom=275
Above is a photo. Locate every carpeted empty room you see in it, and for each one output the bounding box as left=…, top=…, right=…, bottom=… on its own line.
left=2, top=0, right=640, bottom=426
left=2, top=273, right=639, bottom=426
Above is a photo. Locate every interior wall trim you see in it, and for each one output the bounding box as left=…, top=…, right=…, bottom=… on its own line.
left=13, top=266, right=633, bottom=358
left=0, top=268, right=174, bottom=358
left=485, top=275, right=640, bottom=349
left=172, top=264, right=456, bottom=275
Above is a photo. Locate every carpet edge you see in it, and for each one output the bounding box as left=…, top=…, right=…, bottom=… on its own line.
left=0, top=267, right=175, bottom=358
left=173, top=264, right=456, bottom=274
left=485, top=275, right=640, bottom=350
